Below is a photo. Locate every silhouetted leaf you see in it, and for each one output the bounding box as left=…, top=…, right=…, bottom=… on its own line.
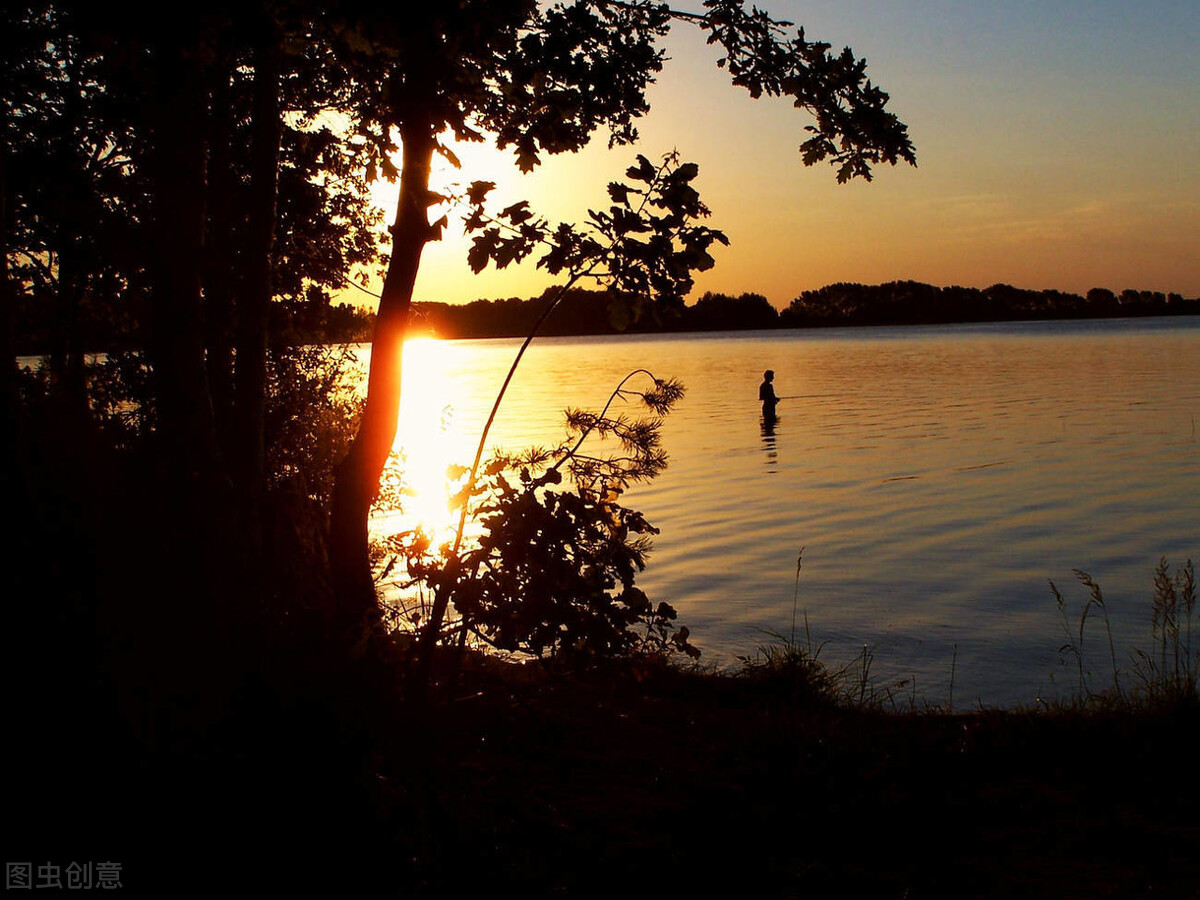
left=436, top=142, right=461, bottom=169
left=500, top=200, right=532, bottom=225
left=468, top=230, right=499, bottom=273
left=607, top=181, right=632, bottom=206
left=625, top=153, right=657, bottom=183
left=467, top=180, right=496, bottom=205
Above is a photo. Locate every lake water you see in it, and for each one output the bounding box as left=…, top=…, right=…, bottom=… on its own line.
left=377, top=317, right=1200, bottom=708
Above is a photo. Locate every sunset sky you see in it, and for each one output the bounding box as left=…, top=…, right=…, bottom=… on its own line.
left=363, top=0, right=1200, bottom=310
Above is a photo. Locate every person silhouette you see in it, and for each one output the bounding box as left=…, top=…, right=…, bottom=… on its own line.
left=759, top=369, right=779, bottom=421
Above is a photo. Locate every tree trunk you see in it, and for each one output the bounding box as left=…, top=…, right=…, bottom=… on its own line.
left=146, top=44, right=222, bottom=480
left=205, top=69, right=237, bottom=450
left=329, top=117, right=436, bottom=635
left=234, top=17, right=282, bottom=540
left=142, top=34, right=243, bottom=731
left=48, top=240, right=88, bottom=417
left=47, top=31, right=87, bottom=417
left=0, top=121, right=17, bottom=445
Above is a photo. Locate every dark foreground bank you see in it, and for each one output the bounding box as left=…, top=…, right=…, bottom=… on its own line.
left=11, top=646, right=1198, bottom=899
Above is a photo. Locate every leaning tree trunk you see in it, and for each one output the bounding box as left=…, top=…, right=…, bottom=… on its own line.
left=328, top=116, right=437, bottom=637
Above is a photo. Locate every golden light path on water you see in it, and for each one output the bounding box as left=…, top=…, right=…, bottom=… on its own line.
left=371, top=337, right=475, bottom=547
left=388, top=339, right=465, bottom=537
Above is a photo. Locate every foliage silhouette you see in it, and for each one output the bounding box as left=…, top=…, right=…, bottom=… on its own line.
left=383, top=368, right=697, bottom=666
left=380, top=152, right=723, bottom=682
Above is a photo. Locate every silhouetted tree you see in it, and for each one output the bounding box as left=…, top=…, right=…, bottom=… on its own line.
left=775, top=280, right=1178, bottom=327
left=5, top=2, right=382, bottom=495
left=687, top=290, right=779, bottom=330
left=5, top=0, right=917, bottom=673
left=324, top=0, right=917, bottom=639
left=4, top=3, right=143, bottom=411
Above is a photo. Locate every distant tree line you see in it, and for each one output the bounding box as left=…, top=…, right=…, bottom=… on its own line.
left=778, top=281, right=1197, bottom=328
left=406, top=281, right=1197, bottom=340
left=410, top=286, right=774, bottom=339
left=17, top=280, right=1193, bottom=353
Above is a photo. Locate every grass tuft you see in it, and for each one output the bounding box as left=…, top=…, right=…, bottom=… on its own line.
left=1050, top=557, right=1196, bottom=711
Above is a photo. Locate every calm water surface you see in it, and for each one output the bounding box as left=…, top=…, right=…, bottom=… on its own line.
left=377, top=318, right=1200, bottom=707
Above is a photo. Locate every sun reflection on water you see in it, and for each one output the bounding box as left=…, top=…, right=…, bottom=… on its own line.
left=373, top=337, right=475, bottom=543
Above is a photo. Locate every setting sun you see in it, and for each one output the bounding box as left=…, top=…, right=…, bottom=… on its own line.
left=365, top=132, right=591, bottom=305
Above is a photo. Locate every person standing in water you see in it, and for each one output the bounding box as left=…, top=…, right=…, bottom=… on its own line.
left=759, top=369, right=780, bottom=420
